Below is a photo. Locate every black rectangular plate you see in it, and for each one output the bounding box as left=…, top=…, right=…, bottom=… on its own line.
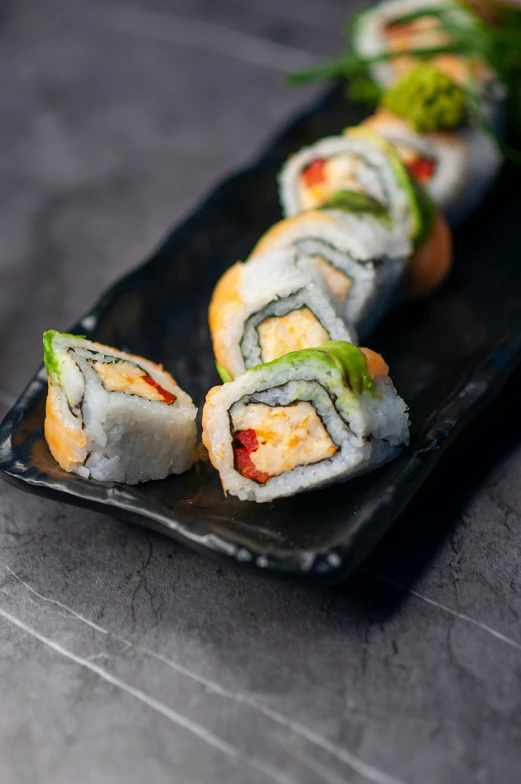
left=1, top=87, right=521, bottom=578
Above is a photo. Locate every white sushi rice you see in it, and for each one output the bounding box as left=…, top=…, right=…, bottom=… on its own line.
left=47, top=335, right=197, bottom=484
left=215, top=249, right=356, bottom=379
left=203, top=353, right=409, bottom=502
left=360, top=375, right=410, bottom=446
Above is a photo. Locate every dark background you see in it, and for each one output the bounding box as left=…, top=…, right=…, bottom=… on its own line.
left=1, top=1, right=520, bottom=782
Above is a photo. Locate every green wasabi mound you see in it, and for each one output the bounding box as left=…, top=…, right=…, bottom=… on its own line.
left=381, top=64, right=466, bottom=134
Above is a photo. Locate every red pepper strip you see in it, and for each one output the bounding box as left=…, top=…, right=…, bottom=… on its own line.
left=235, top=449, right=270, bottom=484
left=407, top=157, right=436, bottom=183
left=301, top=158, right=327, bottom=188
left=236, top=428, right=259, bottom=451
left=235, top=429, right=270, bottom=484
left=143, top=374, right=177, bottom=404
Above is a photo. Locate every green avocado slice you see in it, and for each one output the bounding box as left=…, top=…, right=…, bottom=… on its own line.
left=321, top=188, right=389, bottom=221
left=43, top=330, right=86, bottom=381
left=215, top=362, right=233, bottom=384
left=251, top=340, right=375, bottom=396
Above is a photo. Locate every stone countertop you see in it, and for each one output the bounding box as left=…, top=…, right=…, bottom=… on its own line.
left=1, top=1, right=520, bottom=782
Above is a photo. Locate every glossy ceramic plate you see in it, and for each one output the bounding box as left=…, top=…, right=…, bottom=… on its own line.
left=1, top=87, right=521, bottom=578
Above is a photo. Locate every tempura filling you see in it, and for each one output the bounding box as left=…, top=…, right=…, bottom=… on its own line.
left=231, top=401, right=338, bottom=483
left=257, top=308, right=330, bottom=364
left=89, top=358, right=176, bottom=404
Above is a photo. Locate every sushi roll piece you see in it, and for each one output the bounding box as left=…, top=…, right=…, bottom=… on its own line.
left=363, top=108, right=502, bottom=226
left=278, top=127, right=445, bottom=252
left=352, top=0, right=503, bottom=105
left=202, top=340, right=409, bottom=503
left=209, top=250, right=356, bottom=382
left=43, top=330, right=197, bottom=484
left=278, top=129, right=415, bottom=236
left=248, top=209, right=411, bottom=338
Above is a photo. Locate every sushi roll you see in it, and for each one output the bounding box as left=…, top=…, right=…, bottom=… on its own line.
left=43, top=330, right=197, bottom=484
left=248, top=209, right=411, bottom=337
left=209, top=249, right=355, bottom=382
left=363, top=109, right=502, bottom=226
left=202, top=340, right=409, bottom=503
left=352, top=0, right=503, bottom=103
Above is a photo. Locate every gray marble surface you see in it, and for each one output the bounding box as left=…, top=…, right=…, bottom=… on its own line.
left=1, top=1, right=521, bottom=782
